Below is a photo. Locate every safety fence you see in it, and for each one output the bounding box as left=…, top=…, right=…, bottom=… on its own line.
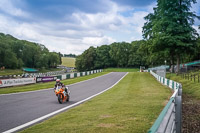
left=181, top=73, right=200, bottom=83
left=0, top=70, right=66, bottom=79
left=0, top=69, right=102, bottom=88
left=148, top=70, right=182, bottom=133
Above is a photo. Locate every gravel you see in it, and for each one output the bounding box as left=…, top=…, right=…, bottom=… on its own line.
left=182, top=94, right=200, bottom=133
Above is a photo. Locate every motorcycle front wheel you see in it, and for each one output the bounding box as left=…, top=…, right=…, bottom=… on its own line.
left=58, top=94, right=63, bottom=104
left=66, top=94, right=70, bottom=102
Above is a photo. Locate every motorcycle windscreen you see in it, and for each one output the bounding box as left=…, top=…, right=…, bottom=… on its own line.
left=56, top=86, right=62, bottom=91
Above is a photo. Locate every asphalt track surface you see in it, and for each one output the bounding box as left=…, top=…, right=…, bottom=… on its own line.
left=0, top=72, right=127, bottom=132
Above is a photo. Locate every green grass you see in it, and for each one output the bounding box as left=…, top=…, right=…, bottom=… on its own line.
left=0, top=72, right=108, bottom=94
left=0, top=68, right=63, bottom=76
left=38, top=68, right=63, bottom=73
left=61, top=57, right=76, bottom=67
left=166, top=73, right=200, bottom=99
left=104, top=68, right=139, bottom=72
left=0, top=69, right=24, bottom=76
left=20, top=72, right=171, bottom=133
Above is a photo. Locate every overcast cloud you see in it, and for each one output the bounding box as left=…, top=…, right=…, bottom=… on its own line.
left=0, top=0, right=199, bottom=55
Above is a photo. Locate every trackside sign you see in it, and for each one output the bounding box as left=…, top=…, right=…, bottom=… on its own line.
left=36, top=76, right=57, bottom=83
left=0, top=78, right=36, bottom=88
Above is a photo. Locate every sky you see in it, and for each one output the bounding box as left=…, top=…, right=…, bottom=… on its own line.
left=0, top=0, right=200, bottom=55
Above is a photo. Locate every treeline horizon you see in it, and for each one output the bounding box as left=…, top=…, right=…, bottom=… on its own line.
left=63, top=54, right=76, bottom=58
left=75, top=38, right=200, bottom=72
left=0, top=33, right=62, bottom=69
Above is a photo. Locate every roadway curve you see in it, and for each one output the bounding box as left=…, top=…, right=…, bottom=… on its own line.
left=0, top=72, right=127, bottom=132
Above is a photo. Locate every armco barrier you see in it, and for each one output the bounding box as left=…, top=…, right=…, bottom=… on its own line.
left=0, top=78, right=36, bottom=87
left=0, top=69, right=102, bottom=87
left=148, top=70, right=182, bottom=133
left=36, top=76, right=57, bottom=83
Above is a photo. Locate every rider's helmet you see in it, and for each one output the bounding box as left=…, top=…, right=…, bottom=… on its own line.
left=56, top=79, right=60, bottom=83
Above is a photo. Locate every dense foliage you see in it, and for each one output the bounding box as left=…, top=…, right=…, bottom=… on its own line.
left=64, top=54, right=76, bottom=58
left=75, top=37, right=200, bottom=72
left=0, top=33, right=61, bottom=69
left=142, top=0, right=199, bottom=72
left=75, top=41, right=150, bottom=71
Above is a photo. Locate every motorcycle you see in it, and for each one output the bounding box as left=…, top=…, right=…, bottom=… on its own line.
left=54, top=86, right=70, bottom=104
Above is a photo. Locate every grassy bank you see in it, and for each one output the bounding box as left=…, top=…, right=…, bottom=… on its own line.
left=0, top=69, right=23, bottom=76
left=104, top=68, right=139, bottom=72
left=21, top=72, right=171, bottom=133
left=166, top=73, right=200, bottom=99
left=61, top=57, right=76, bottom=67
left=0, top=72, right=108, bottom=94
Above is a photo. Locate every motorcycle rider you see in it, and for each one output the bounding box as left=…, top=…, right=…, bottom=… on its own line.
left=54, top=79, right=69, bottom=94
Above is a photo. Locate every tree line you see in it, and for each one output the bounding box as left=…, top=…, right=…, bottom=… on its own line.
left=76, top=41, right=148, bottom=71
left=63, top=54, right=76, bottom=58
left=76, top=0, right=200, bottom=73
left=0, top=33, right=61, bottom=69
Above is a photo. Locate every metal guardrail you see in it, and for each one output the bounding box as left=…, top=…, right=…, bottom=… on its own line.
left=148, top=70, right=182, bottom=133
left=0, top=70, right=66, bottom=79
left=0, top=69, right=103, bottom=88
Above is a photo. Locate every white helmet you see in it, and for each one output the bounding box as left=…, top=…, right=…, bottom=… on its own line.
left=56, top=79, right=60, bottom=82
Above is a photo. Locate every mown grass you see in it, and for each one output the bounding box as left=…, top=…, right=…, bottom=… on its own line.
left=0, top=69, right=23, bottom=76
left=166, top=73, right=200, bottom=99
left=61, top=57, right=76, bottom=67
left=0, top=72, right=108, bottom=94
left=104, top=68, right=139, bottom=72
left=38, top=68, right=63, bottom=73
left=20, top=72, right=171, bottom=133
left=0, top=68, right=63, bottom=76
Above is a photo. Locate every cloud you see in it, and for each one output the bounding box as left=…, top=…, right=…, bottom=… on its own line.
left=82, top=36, right=115, bottom=46
left=0, top=0, right=152, bottom=54
left=0, top=0, right=29, bottom=18
left=1, top=0, right=199, bottom=55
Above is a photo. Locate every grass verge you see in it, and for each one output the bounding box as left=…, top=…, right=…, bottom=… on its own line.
left=0, top=72, right=108, bottom=94
left=166, top=73, right=200, bottom=99
left=20, top=72, right=171, bottom=133
left=104, top=68, right=139, bottom=72
left=0, top=69, right=24, bottom=76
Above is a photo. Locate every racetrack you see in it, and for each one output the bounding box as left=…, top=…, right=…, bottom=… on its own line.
left=0, top=72, right=127, bottom=133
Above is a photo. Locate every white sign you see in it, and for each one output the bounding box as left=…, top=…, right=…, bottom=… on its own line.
left=0, top=78, right=36, bottom=88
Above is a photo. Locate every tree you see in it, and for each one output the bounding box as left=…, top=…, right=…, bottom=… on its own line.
left=109, top=42, right=131, bottom=67
left=58, top=52, right=62, bottom=65
left=48, top=52, right=60, bottom=68
left=143, top=0, right=199, bottom=73
left=95, top=45, right=114, bottom=68
left=75, top=46, right=96, bottom=71
left=128, top=40, right=149, bottom=67
left=75, top=55, right=85, bottom=71
left=0, top=33, right=63, bottom=69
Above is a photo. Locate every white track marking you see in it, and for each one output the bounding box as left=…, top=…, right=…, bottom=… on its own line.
left=3, top=72, right=128, bottom=133
left=0, top=72, right=112, bottom=96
